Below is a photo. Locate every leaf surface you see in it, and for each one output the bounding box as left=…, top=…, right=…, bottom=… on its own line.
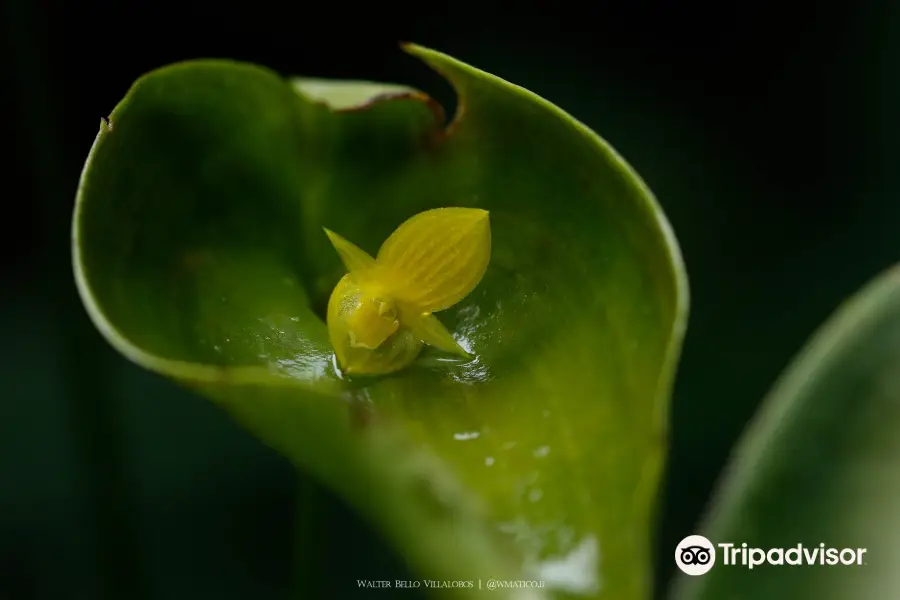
left=73, top=45, right=689, bottom=599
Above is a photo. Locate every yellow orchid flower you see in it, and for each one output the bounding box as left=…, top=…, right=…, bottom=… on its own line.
left=325, top=207, right=491, bottom=375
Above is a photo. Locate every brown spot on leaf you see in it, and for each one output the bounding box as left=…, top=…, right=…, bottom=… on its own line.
left=182, top=249, right=214, bottom=271
left=337, top=90, right=445, bottom=124
left=348, top=395, right=375, bottom=429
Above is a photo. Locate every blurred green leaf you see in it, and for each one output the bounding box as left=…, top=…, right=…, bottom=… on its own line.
left=669, top=265, right=900, bottom=600
left=72, top=45, right=688, bottom=599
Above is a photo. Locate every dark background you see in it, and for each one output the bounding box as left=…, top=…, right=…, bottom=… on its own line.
left=3, top=1, right=898, bottom=599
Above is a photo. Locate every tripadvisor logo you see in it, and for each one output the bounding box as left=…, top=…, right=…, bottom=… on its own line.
left=675, top=535, right=868, bottom=576
left=675, top=535, right=716, bottom=576
left=718, top=542, right=867, bottom=569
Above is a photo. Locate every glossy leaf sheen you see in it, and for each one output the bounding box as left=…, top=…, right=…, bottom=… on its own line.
left=671, top=265, right=900, bottom=600
left=73, top=45, right=688, bottom=599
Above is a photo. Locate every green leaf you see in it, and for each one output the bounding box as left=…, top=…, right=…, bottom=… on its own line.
left=72, top=45, right=688, bottom=599
left=669, top=265, right=900, bottom=600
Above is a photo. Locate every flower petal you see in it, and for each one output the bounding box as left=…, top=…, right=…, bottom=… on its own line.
left=404, top=311, right=471, bottom=357
left=376, top=207, right=491, bottom=312
left=324, top=227, right=376, bottom=274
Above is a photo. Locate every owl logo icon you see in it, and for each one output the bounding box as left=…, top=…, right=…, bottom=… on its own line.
left=675, top=535, right=716, bottom=576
